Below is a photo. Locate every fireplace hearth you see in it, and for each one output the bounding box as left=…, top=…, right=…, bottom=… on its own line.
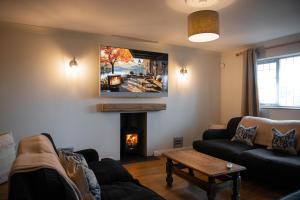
left=120, top=113, right=147, bottom=162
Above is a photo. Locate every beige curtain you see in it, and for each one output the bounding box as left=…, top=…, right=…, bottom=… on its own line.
left=242, top=48, right=259, bottom=116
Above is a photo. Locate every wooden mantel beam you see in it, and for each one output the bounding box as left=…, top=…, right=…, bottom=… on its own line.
left=97, top=103, right=167, bottom=112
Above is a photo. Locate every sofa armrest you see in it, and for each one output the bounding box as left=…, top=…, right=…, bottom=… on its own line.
left=41, top=133, right=59, bottom=156
left=9, top=168, right=77, bottom=200
left=75, top=149, right=99, bottom=163
left=202, top=129, right=229, bottom=140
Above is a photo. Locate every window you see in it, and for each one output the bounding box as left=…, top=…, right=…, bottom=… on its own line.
left=257, top=54, right=300, bottom=108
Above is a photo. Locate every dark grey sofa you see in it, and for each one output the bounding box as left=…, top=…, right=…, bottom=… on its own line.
left=281, top=190, right=300, bottom=200
left=193, top=117, right=300, bottom=189
left=9, top=134, right=165, bottom=200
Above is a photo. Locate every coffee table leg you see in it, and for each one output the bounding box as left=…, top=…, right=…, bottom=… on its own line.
left=166, top=158, right=173, bottom=187
left=207, top=176, right=215, bottom=200
left=232, top=172, right=241, bottom=200
left=188, top=168, right=194, bottom=176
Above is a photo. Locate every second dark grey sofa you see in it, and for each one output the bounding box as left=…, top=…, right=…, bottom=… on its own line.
left=193, top=117, right=300, bottom=188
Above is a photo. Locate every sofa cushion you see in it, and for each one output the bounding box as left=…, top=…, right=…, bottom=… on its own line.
left=237, top=148, right=300, bottom=180
left=239, top=116, right=300, bottom=151
left=89, top=158, right=135, bottom=185
left=193, top=139, right=253, bottom=162
left=101, top=182, right=164, bottom=200
left=271, top=128, right=297, bottom=155
left=231, top=125, right=257, bottom=146
left=76, top=149, right=99, bottom=163
left=59, top=151, right=101, bottom=200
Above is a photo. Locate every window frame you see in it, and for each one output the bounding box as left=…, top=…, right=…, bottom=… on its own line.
left=256, top=53, right=300, bottom=109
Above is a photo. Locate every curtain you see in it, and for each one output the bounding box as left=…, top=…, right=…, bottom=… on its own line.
left=242, top=48, right=260, bottom=116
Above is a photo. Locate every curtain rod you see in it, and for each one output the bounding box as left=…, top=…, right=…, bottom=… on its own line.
left=235, top=40, right=300, bottom=56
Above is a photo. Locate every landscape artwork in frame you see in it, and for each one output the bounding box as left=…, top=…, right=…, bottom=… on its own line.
left=99, top=46, right=168, bottom=97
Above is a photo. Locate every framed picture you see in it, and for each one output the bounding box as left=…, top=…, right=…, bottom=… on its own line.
left=99, top=46, right=168, bottom=97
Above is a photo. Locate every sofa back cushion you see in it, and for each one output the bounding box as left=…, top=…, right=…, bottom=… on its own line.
left=239, top=116, right=300, bottom=151
left=227, top=117, right=243, bottom=139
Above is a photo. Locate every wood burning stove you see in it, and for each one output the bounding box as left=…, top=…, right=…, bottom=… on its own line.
left=122, top=128, right=141, bottom=155
left=120, top=113, right=147, bottom=161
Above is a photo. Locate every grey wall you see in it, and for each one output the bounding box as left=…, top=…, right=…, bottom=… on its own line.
left=0, top=22, right=221, bottom=159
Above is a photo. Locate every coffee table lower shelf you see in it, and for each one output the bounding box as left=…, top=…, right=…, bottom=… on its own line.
left=165, top=158, right=242, bottom=200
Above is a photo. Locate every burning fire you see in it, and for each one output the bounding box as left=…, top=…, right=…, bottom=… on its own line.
left=126, top=133, right=138, bottom=149
left=110, top=76, right=121, bottom=85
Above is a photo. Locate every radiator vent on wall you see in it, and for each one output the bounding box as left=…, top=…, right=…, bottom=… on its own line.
left=173, top=137, right=183, bottom=148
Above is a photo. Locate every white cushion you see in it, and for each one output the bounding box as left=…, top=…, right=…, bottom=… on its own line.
left=0, top=132, right=16, bottom=184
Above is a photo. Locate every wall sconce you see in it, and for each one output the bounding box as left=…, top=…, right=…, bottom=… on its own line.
left=69, top=57, right=78, bottom=68
left=180, top=66, right=188, bottom=75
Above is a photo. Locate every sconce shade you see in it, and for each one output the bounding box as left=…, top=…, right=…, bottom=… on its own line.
left=188, top=10, right=219, bottom=42
left=180, top=66, right=188, bottom=75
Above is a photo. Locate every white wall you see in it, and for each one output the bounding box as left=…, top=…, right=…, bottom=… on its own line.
left=220, top=50, right=245, bottom=123
left=220, top=34, right=300, bottom=123
left=0, top=22, right=221, bottom=159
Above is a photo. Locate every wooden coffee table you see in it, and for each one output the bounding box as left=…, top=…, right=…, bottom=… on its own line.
left=163, top=149, right=246, bottom=200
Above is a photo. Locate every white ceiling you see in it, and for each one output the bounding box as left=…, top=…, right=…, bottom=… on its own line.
left=0, top=0, right=299, bottom=52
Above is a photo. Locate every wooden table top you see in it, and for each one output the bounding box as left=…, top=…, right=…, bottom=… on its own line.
left=163, top=149, right=246, bottom=177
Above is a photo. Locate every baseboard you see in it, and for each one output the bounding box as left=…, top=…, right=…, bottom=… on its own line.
left=153, top=146, right=193, bottom=156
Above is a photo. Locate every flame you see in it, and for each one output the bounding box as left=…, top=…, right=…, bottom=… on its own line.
left=126, top=134, right=138, bottom=148
left=110, top=76, right=121, bottom=85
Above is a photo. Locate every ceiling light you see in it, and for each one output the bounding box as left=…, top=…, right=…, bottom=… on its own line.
left=184, top=0, right=219, bottom=8
left=188, top=10, right=219, bottom=42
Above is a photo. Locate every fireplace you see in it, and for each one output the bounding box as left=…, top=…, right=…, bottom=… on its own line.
left=120, top=113, right=147, bottom=162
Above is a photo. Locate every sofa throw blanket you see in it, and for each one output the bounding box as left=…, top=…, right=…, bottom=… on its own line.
left=9, top=134, right=82, bottom=200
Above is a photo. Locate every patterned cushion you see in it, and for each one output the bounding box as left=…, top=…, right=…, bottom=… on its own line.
left=62, top=151, right=89, bottom=167
left=231, top=124, right=257, bottom=146
left=271, top=128, right=297, bottom=155
left=59, top=151, right=101, bottom=200
left=0, top=132, right=16, bottom=184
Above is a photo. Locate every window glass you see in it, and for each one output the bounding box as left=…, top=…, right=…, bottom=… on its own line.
left=257, top=62, right=277, bottom=105
left=257, top=54, right=300, bottom=108
left=279, top=56, right=300, bottom=106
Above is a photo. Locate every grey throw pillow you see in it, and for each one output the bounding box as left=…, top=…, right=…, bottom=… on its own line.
left=231, top=124, right=257, bottom=146
left=271, top=128, right=297, bottom=155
